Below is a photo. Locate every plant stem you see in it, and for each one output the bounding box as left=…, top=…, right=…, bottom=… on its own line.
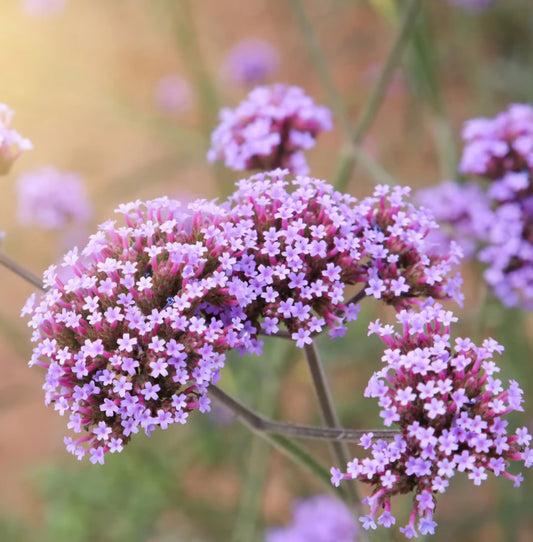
left=0, top=252, right=44, bottom=291
left=337, top=0, right=423, bottom=191
left=209, top=385, right=397, bottom=443
left=289, top=0, right=396, bottom=189
left=302, top=341, right=361, bottom=508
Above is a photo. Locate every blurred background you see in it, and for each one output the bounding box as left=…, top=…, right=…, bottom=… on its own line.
left=1, top=0, right=533, bottom=540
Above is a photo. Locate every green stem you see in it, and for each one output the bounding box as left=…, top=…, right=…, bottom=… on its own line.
left=303, top=342, right=360, bottom=507
left=336, top=0, right=423, bottom=191
left=0, top=252, right=44, bottom=291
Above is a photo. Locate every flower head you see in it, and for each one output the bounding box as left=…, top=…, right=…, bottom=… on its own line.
left=0, top=103, right=32, bottom=174
left=22, top=196, right=260, bottom=463
left=22, top=0, right=66, bottom=16
left=414, top=180, right=493, bottom=259
left=222, top=171, right=463, bottom=342
left=265, top=494, right=358, bottom=542
left=207, top=84, right=332, bottom=175
left=223, top=38, right=279, bottom=87
left=155, top=75, right=193, bottom=115
left=337, top=302, right=531, bottom=537
left=16, top=167, right=92, bottom=229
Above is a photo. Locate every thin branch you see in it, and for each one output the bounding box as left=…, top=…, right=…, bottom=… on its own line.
left=209, top=385, right=397, bottom=443
left=0, top=252, right=45, bottom=291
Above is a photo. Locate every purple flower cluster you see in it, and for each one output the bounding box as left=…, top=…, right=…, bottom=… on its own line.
left=22, top=0, right=66, bottom=16
left=223, top=38, right=279, bottom=87
left=417, top=104, right=533, bottom=308
left=155, top=75, right=193, bottom=116
left=414, top=180, right=492, bottom=259
left=16, top=167, right=92, bottom=229
left=0, top=103, right=33, bottom=175
left=265, top=494, right=358, bottom=542
left=207, top=85, right=332, bottom=175
left=223, top=171, right=463, bottom=344
left=22, top=170, right=463, bottom=462
left=332, top=302, right=532, bottom=538
left=22, top=197, right=261, bottom=464
left=446, top=0, right=493, bottom=11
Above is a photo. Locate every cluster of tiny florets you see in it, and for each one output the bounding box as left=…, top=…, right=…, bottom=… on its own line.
left=331, top=302, right=532, bottom=538
left=222, top=170, right=463, bottom=345
left=222, top=38, right=279, bottom=87
left=0, top=103, right=33, bottom=174
left=207, top=85, right=332, bottom=175
left=414, top=180, right=492, bottom=259
left=16, top=167, right=92, bottom=229
left=417, top=104, right=533, bottom=309
left=22, top=171, right=464, bottom=462
left=265, top=494, right=358, bottom=542
left=22, top=197, right=262, bottom=464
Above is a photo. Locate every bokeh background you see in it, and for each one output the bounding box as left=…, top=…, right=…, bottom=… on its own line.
left=1, top=0, right=533, bottom=540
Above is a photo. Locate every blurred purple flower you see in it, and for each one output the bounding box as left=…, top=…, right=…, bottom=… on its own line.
left=447, top=0, right=493, bottom=11
left=223, top=38, right=279, bottom=87
left=265, top=494, right=358, bottom=542
left=335, top=301, right=531, bottom=538
left=207, top=84, right=332, bottom=175
left=16, top=167, right=92, bottom=229
left=22, top=0, right=67, bottom=16
left=155, top=75, right=193, bottom=116
left=0, top=103, right=33, bottom=175
left=414, top=180, right=493, bottom=259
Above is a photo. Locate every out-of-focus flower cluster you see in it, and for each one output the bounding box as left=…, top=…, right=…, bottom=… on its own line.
left=22, top=170, right=464, bottom=463
left=155, top=75, right=193, bottom=116
left=417, top=103, right=533, bottom=309
left=446, top=0, right=493, bottom=11
left=207, top=84, right=332, bottom=175
left=21, top=0, right=66, bottom=16
left=222, top=38, right=279, bottom=87
left=332, top=301, right=532, bottom=538
left=0, top=103, right=33, bottom=175
left=16, top=167, right=92, bottom=230
left=265, top=494, right=358, bottom=542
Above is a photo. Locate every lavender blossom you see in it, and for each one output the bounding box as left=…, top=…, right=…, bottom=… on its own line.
left=0, top=103, right=32, bottom=174
left=21, top=197, right=261, bottom=463
left=223, top=170, right=463, bottom=344
left=333, top=302, right=531, bottom=538
left=15, top=167, right=92, bottom=230
left=265, top=494, right=358, bottom=542
left=207, top=85, right=332, bottom=175
left=223, top=38, right=279, bottom=87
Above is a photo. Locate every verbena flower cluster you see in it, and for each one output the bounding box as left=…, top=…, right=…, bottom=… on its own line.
left=21, top=197, right=262, bottom=464
left=22, top=0, right=66, bottom=16
left=265, top=494, right=358, bottom=542
left=223, top=38, right=279, bottom=87
left=207, top=84, right=332, bottom=175
left=414, top=180, right=492, bottom=259
left=447, top=0, right=493, bottom=11
left=155, top=75, right=193, bottom=116
left=417, top=104, right=533, bottom=308
left=331, top=301, right=532, bottom=538
left=22, top=170, right=464, bottom=462
left=222, top=171, right=464, bottom=345
left=0, top=103, right=33, bottom=175
left=16, top=167, right=92, bottom=229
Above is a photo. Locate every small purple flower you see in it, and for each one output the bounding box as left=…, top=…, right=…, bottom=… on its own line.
left=447, top=0, right=493, bottom=12
left=0, top=103, right=32, bottom=174
left=335, top=301, right=531, bottom=538
left=223, top=38, right=279, bottom=87
left=155, top=75, right=193, bottom=115
left=207, top=85, right=332, bottom=175
left=16, top=167, right=92, bottom=229
left=22, top=0, right=67, bottom=15
left=265, top=494, right=358, bottom=542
